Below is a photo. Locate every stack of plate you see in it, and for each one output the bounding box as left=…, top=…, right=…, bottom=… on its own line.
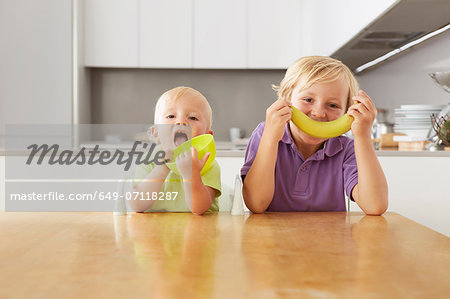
left=394, top=104, right=445, bottom=139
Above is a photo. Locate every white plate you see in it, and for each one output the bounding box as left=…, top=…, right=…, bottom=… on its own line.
left=399, top=104, right=445, bottom=110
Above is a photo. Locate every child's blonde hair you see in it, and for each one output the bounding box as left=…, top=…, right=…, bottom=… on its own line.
left=273, top=56, right=359, bottom=109
left=154, top=86, right=213, bottom=129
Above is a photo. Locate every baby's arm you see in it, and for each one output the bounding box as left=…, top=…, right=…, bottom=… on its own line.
left=243, top=98, right=292, bottom=213
left=129, top=164, right=170, bottom=212
left=347, top=90, right=388, bottom=215
left=177, top=148, right=216, bottom=215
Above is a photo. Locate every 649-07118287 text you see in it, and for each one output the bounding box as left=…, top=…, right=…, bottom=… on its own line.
left=9, top=191, right=178, bottom=201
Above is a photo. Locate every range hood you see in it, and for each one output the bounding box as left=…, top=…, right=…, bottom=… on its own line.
left=332, top=0, right=450, bottom=73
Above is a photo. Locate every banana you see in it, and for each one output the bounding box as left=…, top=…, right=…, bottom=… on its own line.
left=290, top=106, right=354, bottom=138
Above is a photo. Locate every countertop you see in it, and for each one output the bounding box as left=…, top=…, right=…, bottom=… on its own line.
left=0, top=212, right=448, bottom=298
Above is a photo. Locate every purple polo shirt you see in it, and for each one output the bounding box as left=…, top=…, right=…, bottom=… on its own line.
left=241, top=122, right=358, bottom=212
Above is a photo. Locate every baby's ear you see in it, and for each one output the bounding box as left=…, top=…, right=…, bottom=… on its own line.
left=148, top=125, right=160, bottom=142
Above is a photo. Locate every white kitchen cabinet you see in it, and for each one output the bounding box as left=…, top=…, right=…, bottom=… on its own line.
left=216, top=156, right=247, bottom=211
left=139, top=0, right=193, bottom=68
left=248, top=0, right=302, bottom=69
left=1, top=0, right=72, bottom=129
left=302, top=0, right=397, bottom=56
left=84, top=0, right=139, bottom=67
left=349, top=156, right=450, bottom=236
left=193, top=0, right=247, bottom=68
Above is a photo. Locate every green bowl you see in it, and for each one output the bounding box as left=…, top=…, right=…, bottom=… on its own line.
left=165, top=134, right=216, bottom=176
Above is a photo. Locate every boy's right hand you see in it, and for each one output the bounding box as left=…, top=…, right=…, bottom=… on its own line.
left=263, top=98, right=292, bottom=142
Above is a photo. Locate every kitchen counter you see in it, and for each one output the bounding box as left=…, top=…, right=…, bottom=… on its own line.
left=0, top=212, right=448, bottom=298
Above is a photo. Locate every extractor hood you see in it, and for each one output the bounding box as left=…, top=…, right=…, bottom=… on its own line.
left=332, top=0, right=450, bottom=73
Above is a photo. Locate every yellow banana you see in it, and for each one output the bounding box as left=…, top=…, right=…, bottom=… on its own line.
left=290, top=106, right=354, bottom=138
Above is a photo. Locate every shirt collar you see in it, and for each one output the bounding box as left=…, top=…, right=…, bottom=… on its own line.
left=281, top=123, right=344, bottom=160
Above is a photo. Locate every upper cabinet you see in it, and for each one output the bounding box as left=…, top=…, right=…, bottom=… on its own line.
left=193, top=0, right=246, bottom=68
left=84, top=0, right=397, bottom=69
left=84, top=0, right=139, bottom=67
left=248, top=0, right=302, bottom=69
left=140, top=0, right=193, bottom=68
left=302, top=0, right=397, bottom=56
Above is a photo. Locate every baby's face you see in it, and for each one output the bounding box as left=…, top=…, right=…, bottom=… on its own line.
left=290, top=77, right=349, bottom=142
left=154, top=92, right=212, bottom=149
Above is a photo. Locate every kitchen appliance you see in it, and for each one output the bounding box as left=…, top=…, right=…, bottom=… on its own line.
left=333, top=1, right=450, bottom=72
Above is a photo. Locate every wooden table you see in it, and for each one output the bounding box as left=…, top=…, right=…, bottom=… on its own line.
left=0, top=212, right=449, bottom=298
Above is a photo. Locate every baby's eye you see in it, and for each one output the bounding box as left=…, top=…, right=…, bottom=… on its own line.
left=188, top=116, right=198, bottom=121
left=166, top=115, right=175, bottom=119
left=303, top=98, right=313, bottom=103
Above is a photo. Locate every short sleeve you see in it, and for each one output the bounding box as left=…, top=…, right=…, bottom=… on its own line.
left=202, top=160, right=222, bottom=198
left=200, top=160, right=221, bottom=212
left=240, top=122, right=265, bottom=180
left=342, top=139, right=358, bottom=201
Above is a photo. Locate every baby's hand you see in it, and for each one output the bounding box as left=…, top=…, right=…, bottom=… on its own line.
left=176, top=147, right=210, bottom=180
left=264, top=98, right=292, bottom=142
left=347, top=90, right=377, bottom=139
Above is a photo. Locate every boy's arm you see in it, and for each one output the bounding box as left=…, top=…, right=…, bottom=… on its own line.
left=177, top=148, right=216, bottom=215
left=347, top=90, right=388, bottom=215
left=129, top=164, right=170, bottom=212
left=242, top=132, right=278, bottom=213
left=243, top=98, right=292, bottom=213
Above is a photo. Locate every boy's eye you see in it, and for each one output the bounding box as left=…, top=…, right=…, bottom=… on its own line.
left=166, top=115, right=175, bottom=119
left=303, top=98, right=313, bottom=103
left=189, top=116, right=198, bottom=121
left=329, top=103, right=340, bottom=109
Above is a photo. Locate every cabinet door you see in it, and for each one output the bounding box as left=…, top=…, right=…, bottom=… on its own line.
left=302, top=0, right=396, bottom=56
left=140, top=0, right=193, bottom=68
left=84, top=0, right=138, bottom=67
left=248, top=0, right=302, bottom=69
left=1, top=0, right=72, bottom=128
left=193, top=0, right=246, bottom=68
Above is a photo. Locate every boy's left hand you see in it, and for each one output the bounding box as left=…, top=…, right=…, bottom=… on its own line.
left=176, top=147, right=210, bottom=180
left=347, top=90, right=377, bottom=139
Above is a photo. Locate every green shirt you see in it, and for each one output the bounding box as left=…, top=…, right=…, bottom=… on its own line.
left=132, top=160, right=221, bottom=212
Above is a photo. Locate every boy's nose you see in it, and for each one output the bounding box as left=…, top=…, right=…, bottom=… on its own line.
left=175, top=120, right=187, bottom=126
left=311, top=106, right=326, bottom=120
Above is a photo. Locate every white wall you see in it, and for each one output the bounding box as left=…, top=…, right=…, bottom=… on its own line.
left=356, top=30, right=450, bottom=122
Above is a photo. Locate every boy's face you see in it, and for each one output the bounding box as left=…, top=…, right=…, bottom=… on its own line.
left=290, top=77, right=349, bottom=143
left=153, top=92, right=213, bottom=150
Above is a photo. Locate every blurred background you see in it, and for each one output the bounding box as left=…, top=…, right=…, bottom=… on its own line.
left=1, top=0, right=449, bottom=143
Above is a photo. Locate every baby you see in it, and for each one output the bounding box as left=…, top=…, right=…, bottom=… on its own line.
left=130, top=87, right=221, bottom=215
left=241, top=56, right=388, bottom=215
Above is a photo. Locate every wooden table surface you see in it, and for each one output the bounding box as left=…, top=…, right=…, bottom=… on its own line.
left=0, top=212, right=449, bottom=299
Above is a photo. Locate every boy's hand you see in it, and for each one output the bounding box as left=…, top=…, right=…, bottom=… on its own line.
left=347, top=90, right=377, bottom=139
left=176, top=147, right=210, bottom=180
left=264, top=98, right=292, bottom=142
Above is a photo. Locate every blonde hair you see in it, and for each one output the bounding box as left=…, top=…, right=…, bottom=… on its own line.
left=154, top=86, right=213, bottom=129
left=273, top=56, right=359, bottom=109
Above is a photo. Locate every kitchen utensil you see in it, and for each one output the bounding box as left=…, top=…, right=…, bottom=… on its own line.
left=429, top=71, right=450, bottom=93
left=431, top=114, right=450, bottom=146
left=231, top=174, right=244, bottom=215
left=230, top=127, right=244, bottom=142
left=165, top=134, right=216, bottom=176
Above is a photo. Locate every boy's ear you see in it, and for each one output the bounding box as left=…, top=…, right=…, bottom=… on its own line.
left=148, top=125, right=160, bottom=142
